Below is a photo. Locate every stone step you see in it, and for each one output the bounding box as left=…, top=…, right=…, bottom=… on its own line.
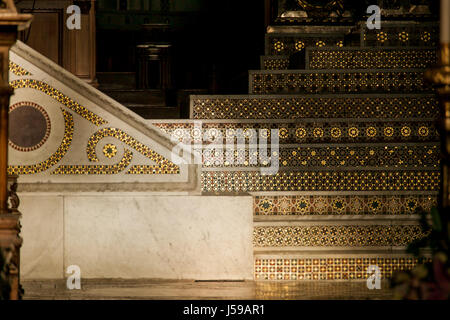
left=306, top=47, right=437, bottom=70
left=253, top=253, right=430, bottom=281
left=359, top=21, right=438, bottom=47
left=249, top=69, right=432, bottom=95
left=189, top=94, right=438, bottom=120
left=200, top=170, right=439, bottom=193
left=200, top=142, right=439, bottom=171
left=253, top=194, right=436, bottom=217
left=260, top=56, right=289, bottom=70
left=152, top=119, right=438, bottom=144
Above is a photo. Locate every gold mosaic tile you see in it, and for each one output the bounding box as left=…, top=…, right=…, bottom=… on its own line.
left=251, top=71, right=431, bottom=94
left=191, top=96, right=438, bottom=120
left=9, top=61, right=31, bottom=76
left=201, top=171, right=439, bottom=192
left=254, top=257, right=431, bottom=280
left=8, top=109, right=74, bottom=175
left=308, top=48, right=437, bottom=69
left=10, top=79, right=107, bottom=126
left=253, top=225, right=428, bottom=247
left=53, top=150, right=133, bottom=175
left=254, top=195, right=437, bottom=216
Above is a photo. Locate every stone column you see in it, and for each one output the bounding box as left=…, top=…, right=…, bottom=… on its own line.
left=0, top=0, right=32, bottom=300
left=425, top=0, right=450, bottom=238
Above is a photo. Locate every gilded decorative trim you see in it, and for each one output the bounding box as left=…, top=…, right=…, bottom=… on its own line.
left=9, top=61, right=31, bottom=76
left=201, top=171, right=439, bottom=192
left=191, top=96, right=438, bottom=120
left=254, top=195, right=437, bottom=216
left=9, top=79, right=107, bottom=126
left=53, top=150, right=133, bottom=175
left=253, top=225, right=428, bottom=247
left=254, top=257, right=431, bottom=280
left=8, top=101, right=51, bottom=152
left=86, top=128, right=179, bottom=175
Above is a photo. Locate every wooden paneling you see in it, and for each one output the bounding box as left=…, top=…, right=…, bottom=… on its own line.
left=18, top=1, right=97, bottom=86
left=21, top=10, right=62, bottom=64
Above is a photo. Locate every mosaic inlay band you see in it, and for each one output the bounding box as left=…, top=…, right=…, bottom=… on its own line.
left=261, top=56, right=289, bottom=70
left=53, top=150, right=133, bottom=175
left=202, top=144, right=439, bottom=169
left=267, top=35, right=345, bottom=55
left=308, top=48, right=437, bottom=69
left=8, top=101, right=51, bottom=152
left=7, top=109, right=74, bottom=175
left=155, top=121, right=438, bottom=144
left=362, top=24, right=438, bottom=47
left=88, top=128, right=179, bottom=175
left=190, top=96, right=438, bottom=120
left=254, top=257, right=431, bottom=280
left=250, top=70, right=431, bottom=94
left=254, top=195, right=437, bottom=216
left=201, top=171, right=439, bottom=192
left=9, top=61, right=31, bottom=76
left=9, top=79, right=107, bottom=126
left=253, top=225, right=428, bottom=247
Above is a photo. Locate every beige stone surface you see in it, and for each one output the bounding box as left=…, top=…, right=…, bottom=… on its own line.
left=27, top=195, right=253, bottom=280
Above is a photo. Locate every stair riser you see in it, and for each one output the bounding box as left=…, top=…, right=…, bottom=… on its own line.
left=189, top=94, right=438, bottom=120
left=249, top=70, right=432, bottom=94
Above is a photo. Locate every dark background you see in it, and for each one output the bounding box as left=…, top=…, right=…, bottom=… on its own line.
left=96, top=0, right=266, bottom=94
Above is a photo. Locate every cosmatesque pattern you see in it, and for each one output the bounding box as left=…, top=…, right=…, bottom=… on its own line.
left=7, top=109, right=74, bottom=175
left=362, top=25, right=438, bottom=47
left=155, top=121, right=438, bottom=144
left=202, top=144, right=439, bottom=169
left=267, top=35, right=345, bottom=55
left=53, top=150, right=133, bottom=175
left=201, top=171, right=439, bottom=192
left=9, top=61, right=31, bottom=76
left=190, top=96, right=438, bottom=120
left=250, top=70, right=431, bottom=94
left=261, top=56, right=289, bottom=70
left=254, top=195, right=437, bottom=216
left=254, top=257, right=431, bottom=280
left=9, top=79, right=107, bottom=126
left=308, top=48, right=437, bottom=69
left=253, top=225, right=428, bottom=247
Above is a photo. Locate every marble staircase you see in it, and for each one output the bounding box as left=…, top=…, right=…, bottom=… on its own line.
left=153, top=20, right=439, bottom=281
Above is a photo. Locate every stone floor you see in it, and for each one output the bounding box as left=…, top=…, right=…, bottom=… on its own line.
left=22, top=279, right=395, bottom=300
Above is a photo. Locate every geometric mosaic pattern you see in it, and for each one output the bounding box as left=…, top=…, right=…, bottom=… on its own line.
left=8, top=109, right=74, bottom=175
left=190, top=96, right=438, bottom=120
left=254, top=257, right=432, bottom=280
left=254, top=195, right=437, bottom=216
left=253, top=225, right=428, bottom=247
left=308, top=48, right=437, bottom=69
left=53, top=127, right=180, bottom=175
left=201, top=171, right=439, bottom=192
left=266, top=34, right=345, bottom=56
left=261, top=56, right=289, bottom=70
left=9, top=61, right=31, bottom=76
left=10, top=79, right=107, bottom=126
left=156, top=121, right=438, bottom=144
left=250, top=70, right=431, bottom=94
